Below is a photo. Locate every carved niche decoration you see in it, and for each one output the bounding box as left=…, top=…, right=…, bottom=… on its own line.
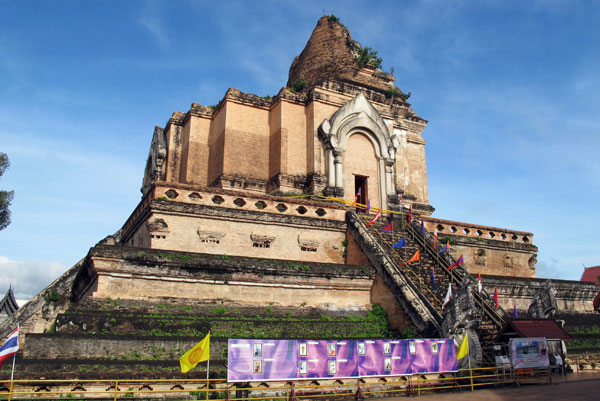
left=503, top=254, right=514, bottom=269
left=146, top=218, right=169, bottom=239
left=474, top=248, right=486, bottom=266
left=317, top=93, right=399, bottom=209
left=251, top=233, right=276, bottom=249
left=298, top=236, right=320, bottom=252
left=197, top=229, right=225, bottom=244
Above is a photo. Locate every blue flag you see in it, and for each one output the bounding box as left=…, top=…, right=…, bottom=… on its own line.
left=390, top=237, right=406, bottom=249
left=431, top=267, right=436, bottom=292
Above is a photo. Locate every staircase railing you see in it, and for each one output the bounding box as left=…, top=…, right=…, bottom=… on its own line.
left=403, top=216, right=506, bottom=329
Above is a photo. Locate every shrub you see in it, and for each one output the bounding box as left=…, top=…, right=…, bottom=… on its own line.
left=356, top=47, right=382, bottom=69
left=290, top=78, right=307, bottom=93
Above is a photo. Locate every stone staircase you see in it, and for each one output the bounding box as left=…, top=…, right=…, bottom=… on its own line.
left=347, top=210, right=507, bottom=362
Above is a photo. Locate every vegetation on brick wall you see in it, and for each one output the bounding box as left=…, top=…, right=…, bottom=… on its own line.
left=356, top=46, right=382, bottom=69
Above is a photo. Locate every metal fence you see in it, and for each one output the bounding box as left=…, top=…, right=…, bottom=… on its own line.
left=0, top=366, right=555, bottom=401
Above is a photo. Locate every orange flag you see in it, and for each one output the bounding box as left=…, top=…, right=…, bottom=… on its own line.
left=401, top=250, right=421, bottom=267
left=407, top=250, right=420, bottom=264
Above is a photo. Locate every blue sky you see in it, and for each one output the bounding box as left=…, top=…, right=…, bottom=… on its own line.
left=1, top=0, right=599, bottom=301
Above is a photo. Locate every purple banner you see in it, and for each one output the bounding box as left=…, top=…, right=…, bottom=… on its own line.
left=409, top=339, right=457, bottom=374
left=228, top=339, right=457, bottom=382
left=227, top=340, right=297, bottom=381
left=357, top=340, right=411, bottom=376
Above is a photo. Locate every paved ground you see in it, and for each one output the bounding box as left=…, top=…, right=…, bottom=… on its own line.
left=365, top=372, right=600, bottom=401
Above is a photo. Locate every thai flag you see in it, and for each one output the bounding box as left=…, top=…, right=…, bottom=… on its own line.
left=381, top=221, right=393, bottom=232
left=0, top=327, right=19, bottom=366
left=366, top=211, right=381, bottom=226
left=438, top=240, right=450, bottom=254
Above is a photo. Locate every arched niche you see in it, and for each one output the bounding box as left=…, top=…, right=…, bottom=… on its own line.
left=318, top=93, right=399, bottom=211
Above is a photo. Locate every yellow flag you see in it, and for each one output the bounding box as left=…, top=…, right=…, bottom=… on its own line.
left=180, top=333, right=210, bottom=373
left=456, top=333, right=468, bottom=360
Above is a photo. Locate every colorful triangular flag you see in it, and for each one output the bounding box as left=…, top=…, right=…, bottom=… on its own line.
left=408, top=205, right=412, bottom=223
left=366, top=210, right=381, bottom=226
left=406, top=249, right=420, bottom=263
left=477, top=272, right=482, bottom=294
left=391, top=237, right=406, bottom=249
left=438, top=240, right=450, bottom=254
left=365, top=199, right=370, bottom=212
left=421, top=220, right=425, bottom=235
left=381, top=221, right=393, bottom=232
left=448, top=255, right=463, bottom=270
left=355, top=188, right=361, bottom=203
left=513, top=305, right=518, bottom=319
left=433, top=230, right=438, bottom=249
left=431, top=267, right=436, bottom=292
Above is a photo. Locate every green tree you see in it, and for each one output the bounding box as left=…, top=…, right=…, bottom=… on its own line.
left=0, top=152, right=14, bottom=231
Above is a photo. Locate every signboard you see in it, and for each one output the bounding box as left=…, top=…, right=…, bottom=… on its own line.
left=228, top=339, right=457, bottom=382
left=509, top=337, right=550, bottom=369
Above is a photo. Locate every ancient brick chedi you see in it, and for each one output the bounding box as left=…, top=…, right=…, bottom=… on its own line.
left=2, top=16, right=598, bottom=380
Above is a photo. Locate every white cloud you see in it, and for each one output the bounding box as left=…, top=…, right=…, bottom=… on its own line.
left=0, top=256, right=68, bottom=301
left=138, top=0, right=170, bottom=49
